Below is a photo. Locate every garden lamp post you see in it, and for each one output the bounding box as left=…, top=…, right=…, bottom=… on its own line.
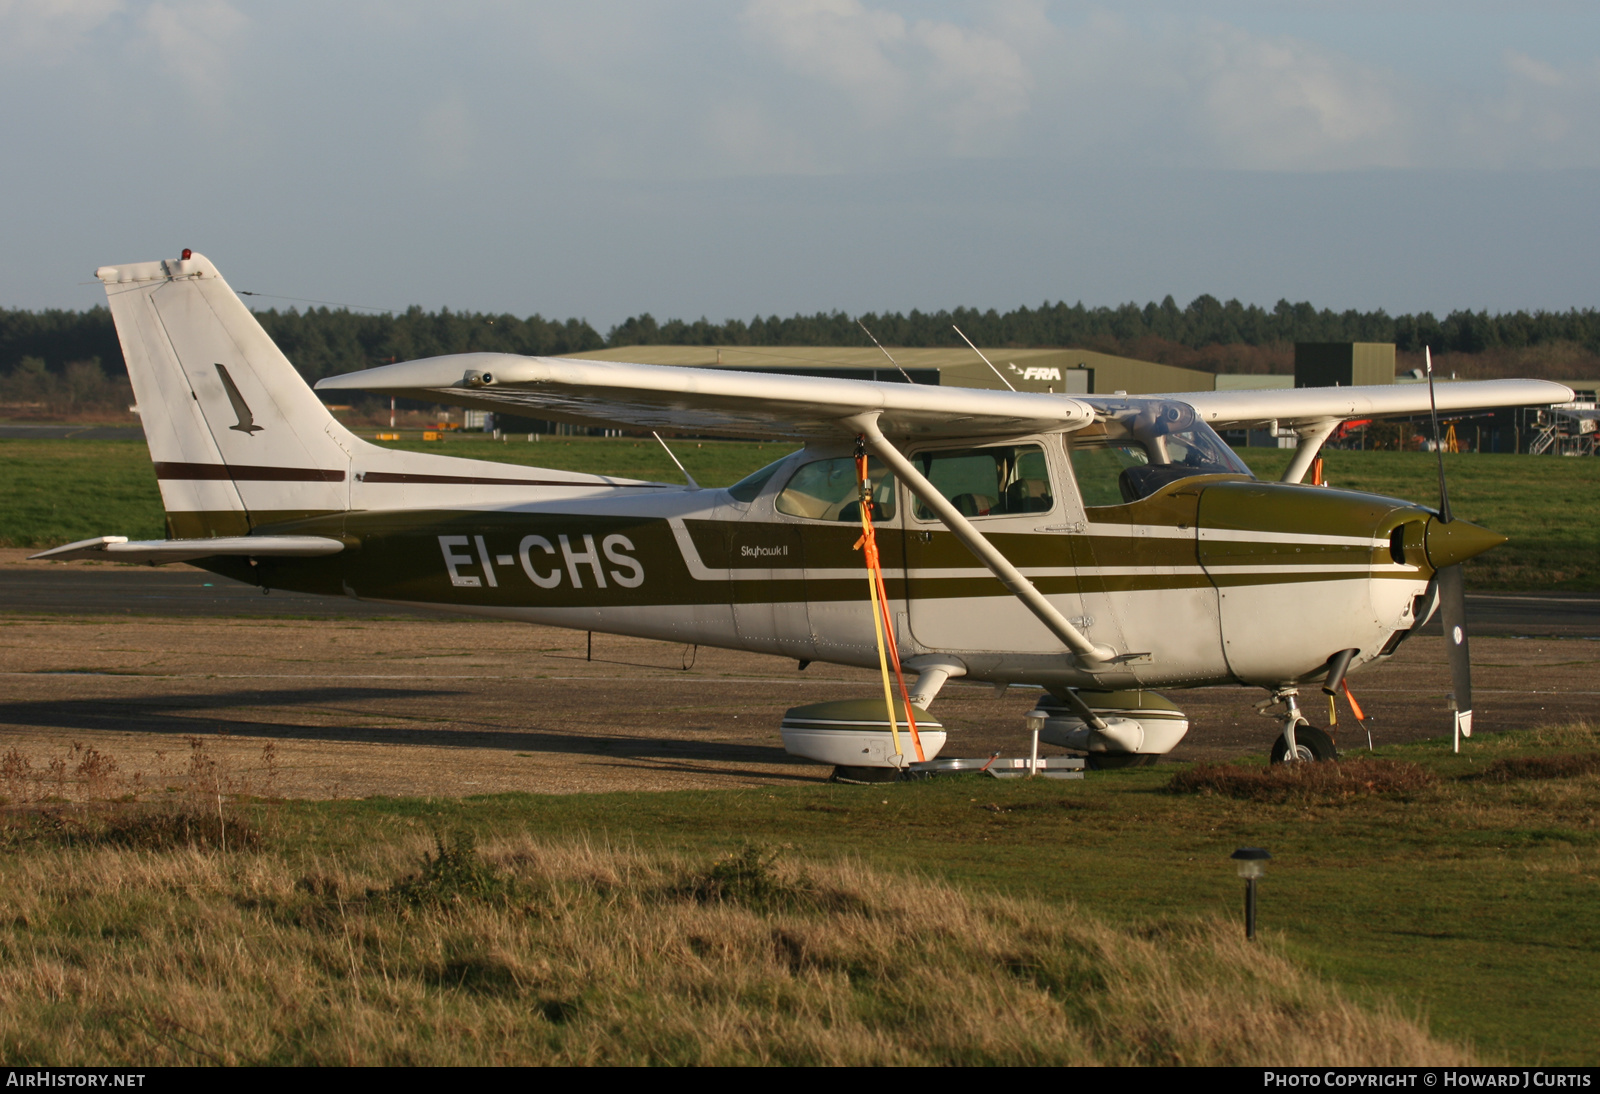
left=1230, top=847, right=1271, bottom=940
left=1024, top=709, right=1045, bottom=776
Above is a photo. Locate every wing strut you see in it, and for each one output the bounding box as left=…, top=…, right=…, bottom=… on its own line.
left=1280, top=419, right=1340, bottom=484
left=848, top=413, right=1116, bottom=668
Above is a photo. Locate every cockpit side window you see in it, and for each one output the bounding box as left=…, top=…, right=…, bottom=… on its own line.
left=1070, top=443, right=1149, bottom=507
left=1068, top=401, right=1254, bottom=507
left=910, top=444, right=1054, bottom=520
left=775, top=457, right=896, bottom=521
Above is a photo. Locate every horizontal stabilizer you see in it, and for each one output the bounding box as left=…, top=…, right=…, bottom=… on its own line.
left=30, top=535, right=346, bottom=564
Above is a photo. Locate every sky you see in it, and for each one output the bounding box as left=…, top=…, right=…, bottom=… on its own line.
left=2, top=1, right=1598, bottom=330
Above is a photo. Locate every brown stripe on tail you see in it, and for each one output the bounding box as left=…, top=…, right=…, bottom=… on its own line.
left=154, top=462, right=346, bottom=482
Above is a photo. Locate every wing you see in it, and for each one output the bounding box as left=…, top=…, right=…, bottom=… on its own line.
left=1167, top=379, right=1574, bottom=432
left=314, top=353, right=1096, bottom=440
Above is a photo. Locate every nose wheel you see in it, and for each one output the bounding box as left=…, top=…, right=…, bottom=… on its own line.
left=1270, top=723, right=1338, bottom=764
left=1262, top=689, right=1340, bottom=764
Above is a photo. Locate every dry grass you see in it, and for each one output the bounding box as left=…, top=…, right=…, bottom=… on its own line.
left=0, top=805, right=262, bottom=852
left=1167, top=759, right=1438, bottom=803
left=0, top=835, right=1471, bottom=1066
left=1470, top=753, right=1600, bottom=783
left=0, top=736, right=279, bottom=808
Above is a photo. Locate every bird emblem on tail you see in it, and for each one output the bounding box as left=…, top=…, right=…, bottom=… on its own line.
left=214, top=363, right=263, bottom=434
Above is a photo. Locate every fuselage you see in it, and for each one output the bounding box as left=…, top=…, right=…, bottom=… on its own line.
left=208, top=432, right=1447, bottom=693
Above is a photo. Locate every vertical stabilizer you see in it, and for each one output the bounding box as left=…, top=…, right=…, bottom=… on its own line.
left=96, top=253, right=353, bottom=536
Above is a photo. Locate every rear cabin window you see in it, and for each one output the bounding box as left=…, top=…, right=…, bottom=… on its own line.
left=775, top=457, right=896, bottom=521
left=910, top=445, right=1054, bottom=520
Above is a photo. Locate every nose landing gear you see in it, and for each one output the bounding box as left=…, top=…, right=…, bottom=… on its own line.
left=1260, top=689, right=1340, bottom=764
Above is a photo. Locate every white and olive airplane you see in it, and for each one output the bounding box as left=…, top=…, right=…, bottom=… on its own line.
left=36, top=252, right=1573, bottom=776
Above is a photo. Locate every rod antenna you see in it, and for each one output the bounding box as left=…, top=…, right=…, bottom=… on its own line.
left=856, top=320, right=917, bottom=385
left=652, top=431, right=700, bottom=490
left=951, top=325, right=1016, bottom=391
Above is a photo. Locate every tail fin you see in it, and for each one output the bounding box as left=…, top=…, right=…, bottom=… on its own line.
left=97, top=252, right=355, bottom=537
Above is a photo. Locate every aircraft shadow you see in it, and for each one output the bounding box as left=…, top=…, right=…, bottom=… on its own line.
left=0, top=685, right=808, bottom=766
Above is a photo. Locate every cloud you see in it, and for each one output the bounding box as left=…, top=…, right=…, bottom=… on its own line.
left=740, top=0, right=1033, bottom=154
left=134, top=0, right=248, bottom=113
left=0, top=0, right=124, bottom=62
left=1466, top=50, right=1600, bottom=164
left=742, top=0, right=911, bottom=126
left=911, top=14, right=1031, bottom=140
left=1182, top=22, right=1412, bottom=170
left=733, top=3, right=1600, bottom=172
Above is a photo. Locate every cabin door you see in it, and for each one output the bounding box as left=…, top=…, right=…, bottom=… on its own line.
left=902, top=441, right=1091, bottom=655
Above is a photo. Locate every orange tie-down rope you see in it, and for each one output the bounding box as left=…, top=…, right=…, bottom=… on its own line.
left=1326, top=679, right=1373, bottom=750
left=1343, top=680, right=1374, bottom=751
left=854, top=445, right=925, bottom=764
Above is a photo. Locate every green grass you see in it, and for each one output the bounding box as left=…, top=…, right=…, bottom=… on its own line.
left=2, top=723, right=1593, bottom=1063
left=0, top=435, right=793, bottom=549
left=0, top=439, right=168, bottom=545
left=2, top=434, right=1593, bottom=588
left=1234, top=447, right=1600, bottom=589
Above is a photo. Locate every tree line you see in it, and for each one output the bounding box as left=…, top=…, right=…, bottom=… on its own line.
left=5, top=296, right=1600, bottom=391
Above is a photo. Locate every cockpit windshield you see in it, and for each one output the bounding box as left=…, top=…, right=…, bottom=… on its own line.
left=1068, top=399, right=1254, bottom=506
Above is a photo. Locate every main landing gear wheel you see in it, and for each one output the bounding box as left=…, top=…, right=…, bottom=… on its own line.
left=1270, top=725, right=1338, bottom=764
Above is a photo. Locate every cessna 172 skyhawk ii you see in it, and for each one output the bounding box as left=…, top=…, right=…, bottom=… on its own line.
left=36, top=253, right=1573, bottom=775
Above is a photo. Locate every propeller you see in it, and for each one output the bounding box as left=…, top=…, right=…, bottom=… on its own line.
left=1423, top=346, right=1477, bottom=752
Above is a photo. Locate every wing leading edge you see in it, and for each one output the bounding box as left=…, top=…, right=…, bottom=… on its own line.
left=315, top=353, right=1572, bottom=441
left=1168, top=379, right=1574, bottom=432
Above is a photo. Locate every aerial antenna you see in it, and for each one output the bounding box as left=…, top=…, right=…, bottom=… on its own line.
left=856, top=320, right=917, bottom=385
left=652, top=431, right=699, bottom=490
left=951, top=324, right=1016, bottom=392
left=237, top=290, right=389, bottom=313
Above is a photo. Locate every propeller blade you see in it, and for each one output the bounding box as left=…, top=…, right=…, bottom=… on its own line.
left=1436, top=563, right=1474, bottom=751
left=1425, top=346, right=1472, bottom=750
left=1424, top=346, right=1453, bottom=523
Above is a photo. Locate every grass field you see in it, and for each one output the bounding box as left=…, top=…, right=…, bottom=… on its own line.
left=1, top=723, right=1593, bottom=1065
left=1232, top=447, right=1600, bottom=590
left=1, top=433, right=1593, bottom=589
